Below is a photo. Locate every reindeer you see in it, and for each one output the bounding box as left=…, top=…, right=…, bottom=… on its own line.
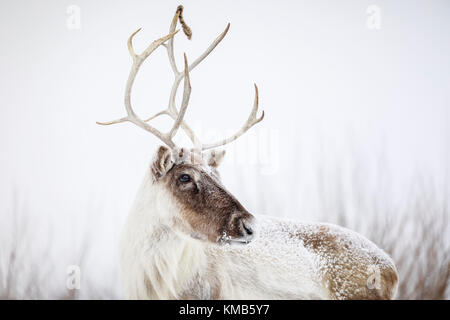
left=98, top=6, right=398, bottom=300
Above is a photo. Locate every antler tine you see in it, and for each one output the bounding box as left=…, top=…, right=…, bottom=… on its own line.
left=169, top=53, right=191, bottom=139
left=127, top=28, right=141, bottom=59
left=201, top=84, right=264, bottom=151
left=188, top=23, right=230, bottom=73
left=165, top=7, right=182, bottom=74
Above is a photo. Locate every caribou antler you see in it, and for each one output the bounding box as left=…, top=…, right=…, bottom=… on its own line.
left=97, top=5, right=264, bottom=151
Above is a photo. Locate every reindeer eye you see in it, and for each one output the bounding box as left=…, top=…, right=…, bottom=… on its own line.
left=179, top=174, right=191, bottom=183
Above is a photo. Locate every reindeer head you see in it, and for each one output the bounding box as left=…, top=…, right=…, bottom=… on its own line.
left=150, top=146, right=255, bottom=244
left=97, top=6, right=264, bottom=245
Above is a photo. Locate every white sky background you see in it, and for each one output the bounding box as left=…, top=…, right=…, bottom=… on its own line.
left=0, top=0, right=449, bottom=291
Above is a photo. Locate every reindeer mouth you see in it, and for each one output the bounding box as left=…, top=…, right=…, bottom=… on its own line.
left=228, top=238, right=253, bottom=245
left=219, top=237, right=254, bottom=246
left=218, top=223, right=255, bottom=245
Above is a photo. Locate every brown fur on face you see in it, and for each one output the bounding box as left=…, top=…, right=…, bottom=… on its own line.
left=152, top=146, right=255, bottom=244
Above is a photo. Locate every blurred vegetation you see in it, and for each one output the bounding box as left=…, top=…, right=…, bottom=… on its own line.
left=0, top=157, right=449, bottom=300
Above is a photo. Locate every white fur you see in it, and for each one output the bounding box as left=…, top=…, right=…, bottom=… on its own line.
left=119, top=169, right=396, bottom=300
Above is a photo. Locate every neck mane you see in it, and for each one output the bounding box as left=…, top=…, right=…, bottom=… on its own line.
left=119, top=172, right=210, bottom=299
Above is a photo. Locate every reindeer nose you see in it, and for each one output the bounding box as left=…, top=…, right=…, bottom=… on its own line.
left=242, top=222, right=253, bottom=236
left=240, top=218, right=256, bottom=242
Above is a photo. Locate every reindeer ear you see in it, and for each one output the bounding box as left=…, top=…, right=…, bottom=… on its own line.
left=205, top=149, right=226, bottom=168
left=151, top=146, right=174, bottom=181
